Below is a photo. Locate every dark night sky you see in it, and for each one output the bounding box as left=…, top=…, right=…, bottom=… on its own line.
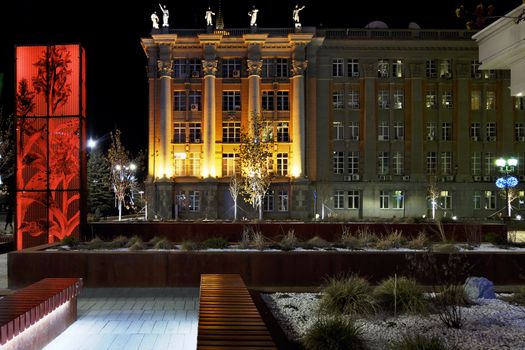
left=0, top=0, right=521, bottom=153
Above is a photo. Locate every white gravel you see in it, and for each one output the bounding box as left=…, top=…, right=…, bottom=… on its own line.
left=262, top=292, right=525, bottom=350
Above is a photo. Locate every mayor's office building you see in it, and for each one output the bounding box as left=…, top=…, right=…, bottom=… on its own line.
left=141, top=25, right=525, bottom=221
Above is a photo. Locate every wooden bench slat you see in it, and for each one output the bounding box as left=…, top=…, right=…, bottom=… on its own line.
left=197, top=274, right=276, bottom=350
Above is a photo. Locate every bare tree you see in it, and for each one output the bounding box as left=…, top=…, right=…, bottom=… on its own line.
left=238, top=115, right=272, bottom=221
left=229, top=174, right=242, bottom=221
left=107, top=129, right=137, bottom=221
left=427, top=175, right=440, bottom=221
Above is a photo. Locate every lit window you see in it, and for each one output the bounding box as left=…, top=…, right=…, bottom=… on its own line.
left=471, top=90, right=481, bottom=110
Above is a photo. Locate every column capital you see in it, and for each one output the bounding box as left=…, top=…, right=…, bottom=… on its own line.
left=291, top=59, right=308, bottom=76
left=157, top=60, right=173, bottom=77
left=202, top=59, right=218, bottom=76
left=246, top=59, right=262, bottom=76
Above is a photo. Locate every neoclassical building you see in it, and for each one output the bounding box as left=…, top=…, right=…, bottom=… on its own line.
left=141, top=25, right=525, bottom=221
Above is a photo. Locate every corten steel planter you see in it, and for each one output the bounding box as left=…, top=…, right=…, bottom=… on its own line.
left=88, top=222, right=507, bottom=243
left=8, top=245, right=525, bottom=289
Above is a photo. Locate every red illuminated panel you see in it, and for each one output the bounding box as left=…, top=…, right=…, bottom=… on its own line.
left=16, top=45, right=82, bottom=117
left=16, top=191, right=48, bottom=250
left=82, top=47, right=86, bottom=117
left=49, top=191, right=80, bottom=242
left=49, top=118, right=80, bottom=190
left=16, top=118, right=47, bottom=190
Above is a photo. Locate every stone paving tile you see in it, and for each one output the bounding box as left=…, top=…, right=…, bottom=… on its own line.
left=44, top=288, right=199, bottom=350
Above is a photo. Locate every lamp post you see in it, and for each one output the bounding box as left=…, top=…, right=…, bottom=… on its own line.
left=495, top=157, right=519, bottom=218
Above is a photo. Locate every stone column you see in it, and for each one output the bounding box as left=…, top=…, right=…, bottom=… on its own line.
left=247, top=59, right=262, bottom=136
left=202, top=59, right=218, bottom=177
left=291, top=59, right=307, bottom=177
left=158, top=60, right=173, bottom=178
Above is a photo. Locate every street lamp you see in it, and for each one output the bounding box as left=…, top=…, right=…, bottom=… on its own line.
left=495, top=157, right=519, bottom=218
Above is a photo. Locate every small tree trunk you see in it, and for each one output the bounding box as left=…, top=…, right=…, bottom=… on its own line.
left=258, top=198, right=263, bottom=221
left=234, top=199, right=238, bottom=221
left=118, top=200, right=122, bottom=221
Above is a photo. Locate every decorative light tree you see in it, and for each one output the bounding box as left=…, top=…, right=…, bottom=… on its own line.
left=495, top=157, right=519, bottom=218
left=107, top=130, right=137, bottom=221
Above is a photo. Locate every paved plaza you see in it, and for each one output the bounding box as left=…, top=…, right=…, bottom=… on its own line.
left=0, top=253, right=199, bottom=350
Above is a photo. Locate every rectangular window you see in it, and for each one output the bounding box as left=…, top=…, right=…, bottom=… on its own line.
left=484, top=190, right=496, bottom=210
left=440, top=191, right=452, bottom=210
left=347, top=59, right=359, bottom=77
left=392, top=152, right=404, bottom=175
left=471, top=90, right=481, bottom=110
left=393, top=122, right=404, bottom=140
left=471, top=122, right=481, bottom=141
left=263, top=190, right=274, bottom=211
left=189, top=58, right=201, bottom=77
left=378, top=90, right=390, bottom=109
left=174, top=91, right=186, bottom=111
left=378, top=121, right=389, bottom=141
left=378, top=151, right=389, bottom=175
left=189, top=123, right=201, bottom=143
left=262, top=91, right=275, bottom=111
left=333, top=151, right=344, bottom=174
left=333, top=121, right=344, bottom=140
left=277, top=122, right=289, bottom=142
left=347, top=152, right=359, bottom=175
left=261, top=58, right=274, bottom=78
left=277, top=91, right=289, bottom=110
left=380, top=190, right=389, bottom=209
left=348, top=121, right=359, bottom=140
left=222, top=58, right=241, bottom=78
left=393, top=89, right=404, bottom=109
left=173, top=122, right=186, bottom=143
left=471, top=61, right=481, bottom=78
left=427, top=122, right=436, bottom=141
left=172, top=59, right=186, bottom=78
left=442, top=90, right=453, bottom=108
left=332, top=58, right=344, bottom=77
left=441, top=151, right=452, bottom=175
left=262, top=121, right=273, bottom=142
left=426, top=59, right=437, bottom=78
left=332, top=91, right=344, bottom=110
left=427, top=152, right=437, bottom=174
left=484, top=152, right=495, bottom=175
left=392, top=60, right=403, bottom=78
left=516, top=123, right=525, bottom=141
left=222, top=122, right=241, bottom=143
left=188, top=152, right=201, bottom=176
left=222, top=91, right=241, bottom=111
left=378, top=59, right=389, bottom=78
left=276, top=153, right=288, bottom=176
left=486, top=122, right=496, bottom=142
left=334, top=190, right=345, bottom=210
left=426, top=90, right=437, bottom=109
left=440, top=59, right=452, bottom=78
left=347, top=89, right=360, bottom=109
left=473, top=191, right=481, bottom=209
left=471, top=152, right=481, bottom=175
left=189, top=191, right=200, bottom=212
left=174, top=154, right=186, bottom=176
left=347, top=190, right=360, bottom=209
left=222, top=153, right=239, bottom=176
left=392, top=190, right=404, bottom=209
left=277, top=190, right=289, bottom=212
left=486, top=90, right=496, bottom=110
left=441, top=122, right=452, bottom=141
left=276, top=58, right=289, bottom=78
left=515, top=97, right=525, bottom=111
left=189, top=91, right=201, bottom=111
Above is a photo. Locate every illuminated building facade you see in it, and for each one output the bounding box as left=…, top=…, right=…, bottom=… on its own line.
left=142, top=27, right=525, bottom=220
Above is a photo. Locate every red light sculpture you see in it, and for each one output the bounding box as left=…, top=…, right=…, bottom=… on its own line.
left=15, top=45, right=86, bottom=250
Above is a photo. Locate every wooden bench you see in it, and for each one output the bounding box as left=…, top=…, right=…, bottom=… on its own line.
left=197, top=274, right=277, bottom=349
left=0, top=278, right=82, bottom=350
